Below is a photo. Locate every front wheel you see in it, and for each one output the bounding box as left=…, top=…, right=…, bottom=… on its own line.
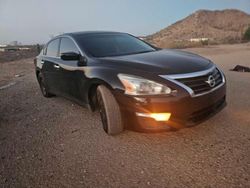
left=96, top=85, right=123, bottom=135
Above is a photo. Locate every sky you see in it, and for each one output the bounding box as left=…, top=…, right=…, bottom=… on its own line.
left=0, top=0, right=250, bottom=44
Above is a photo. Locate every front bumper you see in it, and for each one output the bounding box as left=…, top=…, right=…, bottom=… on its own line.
left=114, top=82, right=226, bottom=132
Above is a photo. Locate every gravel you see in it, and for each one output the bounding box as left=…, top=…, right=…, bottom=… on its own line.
left=0, top=43, right=250, bottom=188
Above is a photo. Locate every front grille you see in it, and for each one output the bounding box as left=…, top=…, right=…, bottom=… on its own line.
left=176, top=68, right=223, bottom=95
left=188, top=96, right=226, bottom=123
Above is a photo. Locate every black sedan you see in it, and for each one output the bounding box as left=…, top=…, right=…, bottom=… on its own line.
left=35, top=31, right=226, bottom=135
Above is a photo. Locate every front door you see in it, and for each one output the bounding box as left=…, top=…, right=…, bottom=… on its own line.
left=57, top=37, right=87, bottom=103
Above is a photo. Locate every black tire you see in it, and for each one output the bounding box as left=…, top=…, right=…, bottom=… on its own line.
left=97, top=85, right=123, bottom=135
left=38, top=73, right=54, bottom=98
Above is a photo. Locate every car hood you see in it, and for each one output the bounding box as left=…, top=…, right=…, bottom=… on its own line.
left=98, top=49, right=213, bottom=75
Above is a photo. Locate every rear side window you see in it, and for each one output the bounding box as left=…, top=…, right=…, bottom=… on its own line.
left=60, top=37, right=79, bottom=54
left=43, top=47, right=46, bottom=55
left=46, top=39, right=60, bottom=57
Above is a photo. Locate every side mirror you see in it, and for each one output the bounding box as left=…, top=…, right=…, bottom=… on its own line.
left=60, top=52, right=80, bottom=61
left=60, top=52, right=87, bottom=66
left=78, top=56, right=87, bottom=66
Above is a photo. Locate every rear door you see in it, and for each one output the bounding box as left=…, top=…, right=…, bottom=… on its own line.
left=41, top=38, right=61, bottom=95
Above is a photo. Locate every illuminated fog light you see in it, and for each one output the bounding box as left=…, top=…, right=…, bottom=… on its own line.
left=136, top=112, right=171, bottom=121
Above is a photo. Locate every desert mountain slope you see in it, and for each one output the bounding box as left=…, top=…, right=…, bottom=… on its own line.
left=147, top=9, right=250, bottom=47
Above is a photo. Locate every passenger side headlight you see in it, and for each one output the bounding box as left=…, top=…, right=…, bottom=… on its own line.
left=118, top=74, right=174, bottom=96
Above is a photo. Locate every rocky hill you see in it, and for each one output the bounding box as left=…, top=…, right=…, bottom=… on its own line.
left=146, top=9, right=250, bottom=48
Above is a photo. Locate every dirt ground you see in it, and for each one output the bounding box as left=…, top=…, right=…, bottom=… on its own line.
left=0, top=49, right=38, bottom=64
left=0, top=43, right=250, bottom=188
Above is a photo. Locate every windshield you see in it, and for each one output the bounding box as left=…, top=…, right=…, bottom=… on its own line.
left=76, top=34, right=156, bottom=57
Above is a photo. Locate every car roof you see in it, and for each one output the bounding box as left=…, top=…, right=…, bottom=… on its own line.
left=45, top=31, right=130, bottom=47
left=61, top=31, right=126, bottom=38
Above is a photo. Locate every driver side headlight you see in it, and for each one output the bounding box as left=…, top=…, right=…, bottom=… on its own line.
left=118, top=74, right=175, bottom=96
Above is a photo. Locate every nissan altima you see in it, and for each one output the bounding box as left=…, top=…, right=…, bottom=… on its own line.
left=34, top=31, right=226, bottom=135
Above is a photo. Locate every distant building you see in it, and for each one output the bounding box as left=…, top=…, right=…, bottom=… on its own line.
left=9, top=41, right=18, bottom=46
left=189, top=38, right=209, bottom=42
left=138, top=36, right=147, bottom=41
left=3, top=47, right=19, bottom=52
left=19, top=47, right=30, bottom=50
left=0, top=45, right=30, bottom=52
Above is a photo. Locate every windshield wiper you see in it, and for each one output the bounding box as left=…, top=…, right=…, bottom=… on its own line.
left=118, top=50, right=155, bottom=56
left=134, top=50, right=155, bottom=54
left=97, top=50, right=155, bottom=58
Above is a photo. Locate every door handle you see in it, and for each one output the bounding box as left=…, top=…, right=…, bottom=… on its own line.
left=54, top=64, right=60, bottom=69
left=41, top=60, right=44, bottom=64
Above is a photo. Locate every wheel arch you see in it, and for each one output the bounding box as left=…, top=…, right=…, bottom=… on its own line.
left=87, top=78, right=115, bottom=112
left=36, top=69, right=42, bottom=82
left=36, top=69, right=40, bottom=77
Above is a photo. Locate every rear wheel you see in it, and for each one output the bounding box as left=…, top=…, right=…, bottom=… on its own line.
left=96, top=85, right=123, bottom=135
left=38, top=73, right=54, bottom=98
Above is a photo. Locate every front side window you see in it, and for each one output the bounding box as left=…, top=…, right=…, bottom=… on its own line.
left=76, top=34, right=155, bottom=57
left=60, top=37, right=79, bottom=54
left=46, top=39, right=60, bottom=57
